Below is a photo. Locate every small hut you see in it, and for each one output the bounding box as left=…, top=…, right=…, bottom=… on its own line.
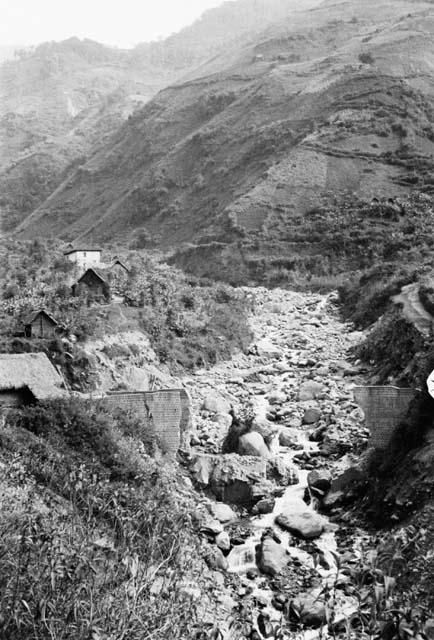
left=72, top=268, right=110, bottom=299
left=21, top=310, right=58, bottom=339
left=0, top=353, right=67, bottom=410
left=111, top=259, right=130, bottom=277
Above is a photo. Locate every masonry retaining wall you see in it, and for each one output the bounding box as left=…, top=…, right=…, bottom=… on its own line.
left=105, top=389, right=191, bottom=457
left=353, top=386, right=419, bottom=449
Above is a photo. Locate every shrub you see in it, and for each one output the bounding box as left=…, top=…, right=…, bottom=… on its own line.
left=3, top=284, right=18, bottom=299
left=359, top=52, right=375, bottom=64
left=8, top=398, right=156, bottom=480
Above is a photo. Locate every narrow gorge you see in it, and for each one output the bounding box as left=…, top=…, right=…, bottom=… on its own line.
left=181, top=287, right=381, bottom=637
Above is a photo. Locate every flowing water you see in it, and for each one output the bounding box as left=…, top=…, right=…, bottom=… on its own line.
left=187, top=288, right=369, bottom=637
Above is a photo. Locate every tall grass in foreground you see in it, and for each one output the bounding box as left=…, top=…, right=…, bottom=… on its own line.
left=0, top=400, right=212, bottom=640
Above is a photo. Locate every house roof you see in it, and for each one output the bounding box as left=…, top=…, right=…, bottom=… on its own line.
left=22, top=309, right=58, bottom=327
left=0, top=353, right=67, bottom=400
left=112, top=259, right=130, bottom=273
left=64, top=247, right=101, bottom=256
left=77, top=268, right=108, bottom=286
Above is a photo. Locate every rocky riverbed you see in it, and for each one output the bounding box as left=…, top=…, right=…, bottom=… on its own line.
left=182, top=288, right=374, bottom=638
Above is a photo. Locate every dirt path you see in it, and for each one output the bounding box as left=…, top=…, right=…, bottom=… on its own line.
left=393, top=283, right=434, bottom=337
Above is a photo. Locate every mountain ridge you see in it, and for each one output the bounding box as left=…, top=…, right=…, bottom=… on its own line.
left=13, top=0, right=434, bottom=262
left=2, top=0, right=323, bottom=232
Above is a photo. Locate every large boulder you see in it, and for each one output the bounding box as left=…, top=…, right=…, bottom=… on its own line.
left=209, top=502, right=237, bottom=524
left=322, top=466, right=365, bottom=510
left=302, top=408, right=321, bottom=425
left=210, top=454, right=267, bottom=506
left=267, top=456, right=299, bottom=486
left=252, top=497, right=276, bottom=515
left=289, top=594, right=326, bottom=628
left=202, top=393, right=232, bottom=415
left=251, top=418, right=274, bottom=439
left=308, top=469, right=332, bottom=494
left=205, top=547, right=228, bottom=572
left=190, top=453, right=267, bottom=507
left=211, top=413, right=233, bottom=429
left=215, top=531, right=231, bottom=551
left=259, top=537, right=288, bottom=576
left=276, top=501, right=326, bottom=539
left=190, top=453, right=215, bottom=486
left=200, top=517, right=224, bottom=536
left=238, top=432, right=270, bottom=458
left=279, top=429, right=297, bottom=448
left=298, top=381, right=324, bottom=402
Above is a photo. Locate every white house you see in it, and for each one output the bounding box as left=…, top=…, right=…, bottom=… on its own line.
left=64, top=247, right=102, bottom=270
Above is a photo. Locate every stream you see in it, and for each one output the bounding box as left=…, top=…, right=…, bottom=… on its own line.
left=184, top=287, right=371, bottom=638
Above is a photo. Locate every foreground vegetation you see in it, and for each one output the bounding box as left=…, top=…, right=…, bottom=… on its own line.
left=0, top=398, right=212, bottom=640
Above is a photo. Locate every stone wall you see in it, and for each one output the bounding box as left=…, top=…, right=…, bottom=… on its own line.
left=353, top=386, right=420, bottom=449
left=105, top=389, right=191, bottom=457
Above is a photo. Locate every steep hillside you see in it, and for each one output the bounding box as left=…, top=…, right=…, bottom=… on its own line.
left=0, top=38, right=163, bottom=231
left=1, top=0, right=322, bottom=232
left=14, top=0, right=434, bottom=285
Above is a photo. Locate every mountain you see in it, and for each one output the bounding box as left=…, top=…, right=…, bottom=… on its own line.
left=9, top=0, right=434, bottom=283
left=0, top=0, right=322, bottom=233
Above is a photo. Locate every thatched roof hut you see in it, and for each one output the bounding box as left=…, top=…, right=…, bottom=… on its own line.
left=0, top=353, right=67, bottom=403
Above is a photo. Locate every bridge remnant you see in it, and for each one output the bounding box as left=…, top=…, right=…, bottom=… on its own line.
left=353, top=386, right=419, bottom=449
left=105, top=389, right=192, bottom=457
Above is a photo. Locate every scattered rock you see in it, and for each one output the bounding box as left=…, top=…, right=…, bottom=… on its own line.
left=322, top=466, right=366, bottom=510
left=210, top=454, right=267, bottom=506
left=268, top=390, right=287, bottom=405
left=202, top=393, right=232, bottom=415
left=308, top=469, right=332, bottom=493
left=250, top=418, right=274, bottom=439
left=302, top=408, right=322, bottom=425
left=211, top=413, right=233, bottom=429
left=200, top=517, right=224, bottom=535
left=205, top=547, right=228, bottom=572
left=259, top=537, right=288, bottom=576
left=279, top=429, right=297, bottom=447
left=215, top=531, right=231, bottom=551
left=251, top=479, right=281, bottom=504
left=289, top=594, right=326, bottom=628
left=209, top=502, right=238, bottom=524
left=190, top=453, right=267, bottom=506
left=276, top=503, right=325, bottom=539
left=190, top=453, right=215, bottom=486
left=266, top=456, right=299, bottom=486
left=286, top=416, right=303, bottom=429
left=238, top=432, right=270, bottom=458
left=298, top=381, right=324, bottom=402
left=254, top=339, right=281, bottom=357
left=252, top=497, right=276, bottom=515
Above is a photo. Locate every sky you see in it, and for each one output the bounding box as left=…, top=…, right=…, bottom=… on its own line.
left=0, top=0, right=226, bottom=48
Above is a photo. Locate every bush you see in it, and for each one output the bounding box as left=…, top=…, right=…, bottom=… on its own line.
left=3, top=284, right=18, bottom=299
left=8, top=398, right=156, bottom=480
left=359, top=52, right=375, bottom=64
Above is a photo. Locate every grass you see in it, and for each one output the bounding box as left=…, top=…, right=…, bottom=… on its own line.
left=0, top=398, right=212, bottom=640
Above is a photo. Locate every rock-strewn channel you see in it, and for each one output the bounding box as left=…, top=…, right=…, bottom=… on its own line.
left=183, top=288, right=371, bottom=637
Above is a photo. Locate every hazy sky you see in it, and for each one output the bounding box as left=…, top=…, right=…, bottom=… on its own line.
left=0, top=0, right=226, bottom=48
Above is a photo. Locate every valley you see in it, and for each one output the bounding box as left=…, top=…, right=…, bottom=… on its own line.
left=2, top=0, right=434, bottom=637
left=184, top=287, right=372, bottom=636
